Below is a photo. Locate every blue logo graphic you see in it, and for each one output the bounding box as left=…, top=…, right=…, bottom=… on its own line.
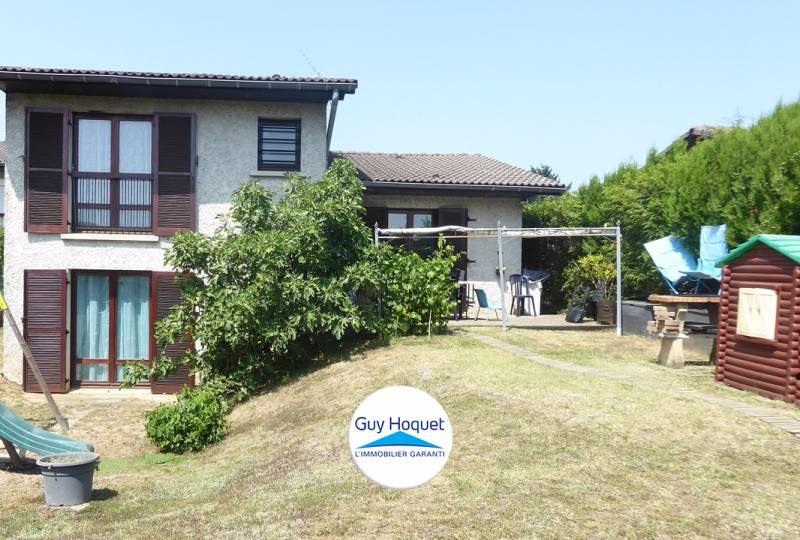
left=358, top=431, right=442, bottom=449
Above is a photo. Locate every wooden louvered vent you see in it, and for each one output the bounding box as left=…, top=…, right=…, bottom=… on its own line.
left=23, top=270, right=67, bottom=393
left=150, top=272, right=194, bottom=393
left=26, top=110, right=68, bottom=232
left=155, top=114, right=195, bottom=235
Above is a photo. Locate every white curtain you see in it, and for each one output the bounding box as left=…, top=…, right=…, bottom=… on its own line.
left=117, top=275, right=150, bottom=360
left=75, top=274, right=110, bottom=382
left=119, top=120, right=152, bottom=174
left=78, top=119, right=111, bottom=173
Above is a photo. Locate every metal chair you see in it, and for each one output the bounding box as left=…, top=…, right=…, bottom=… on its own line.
left=509, top=273, right=535, bottom=316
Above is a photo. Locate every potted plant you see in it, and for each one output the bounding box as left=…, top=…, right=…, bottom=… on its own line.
left=564, top=253, right=617, bottom=325
left=37, top=452, right=100, bottom=506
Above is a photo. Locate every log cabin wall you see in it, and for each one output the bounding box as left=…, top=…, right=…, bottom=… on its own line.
left=716, top=245, right=799, bottom=402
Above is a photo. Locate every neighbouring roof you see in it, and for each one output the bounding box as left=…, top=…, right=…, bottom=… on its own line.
left=0, top=140, right=5, bottom=165
left=717, top=234, right=800, bottom=266
left=333, top=152, right=566, bottom=193
left=660, top=125, right=729, bottom=156
left=0, top=66, right=357, bottom=103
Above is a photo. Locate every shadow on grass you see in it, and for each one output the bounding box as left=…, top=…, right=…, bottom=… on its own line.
left=92, top=488, right=118, bottom=502
left=253, top=335, right=391, bottom=397
left=0, top=458, right=39, bottom=475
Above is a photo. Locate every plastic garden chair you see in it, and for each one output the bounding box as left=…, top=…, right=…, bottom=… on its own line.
left=508, top=274, right=535, bottom=316
left=643, top=235, right=701, bottom=294
left=473, top=288, right=504, bottom=320
left=522, top=269, right=550, bottom=316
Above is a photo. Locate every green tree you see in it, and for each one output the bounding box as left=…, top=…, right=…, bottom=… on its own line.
left=530, top=163, right=559, bottom=181
left=125, top=160, right=378, bottom=398
left=524, top=100, right=800, bottom=305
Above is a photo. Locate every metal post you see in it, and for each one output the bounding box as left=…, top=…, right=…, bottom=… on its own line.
left=616, top=221, right=623, bottom=337
left=374, top=223, right=379, bottom=246
left=497, top=221, right=508, bottom=331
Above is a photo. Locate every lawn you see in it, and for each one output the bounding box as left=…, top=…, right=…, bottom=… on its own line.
left=2, top=330, right=800, bottom=539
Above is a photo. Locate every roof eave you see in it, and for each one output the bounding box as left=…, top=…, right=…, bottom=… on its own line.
left=362, top=180, right=566, bottom=197
left=716, top=234, right=800, bottom=267
left=0, top=70, right=357, bottom=102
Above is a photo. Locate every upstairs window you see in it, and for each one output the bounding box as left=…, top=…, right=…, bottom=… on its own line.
left=258, top=119, right=300, bottom=171
left=74, top=115, right=153, bottom=231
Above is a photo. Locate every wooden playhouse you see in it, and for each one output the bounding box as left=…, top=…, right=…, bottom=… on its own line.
left=715, top=234, right=800, bottom=403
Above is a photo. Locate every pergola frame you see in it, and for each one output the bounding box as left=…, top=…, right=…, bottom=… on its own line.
left=374, top=223, right=623, bottom=336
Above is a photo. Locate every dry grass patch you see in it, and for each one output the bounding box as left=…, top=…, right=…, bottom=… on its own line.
left=1, top=333, right=799, bottom=539
left=469, top=327, right=800, bottom=418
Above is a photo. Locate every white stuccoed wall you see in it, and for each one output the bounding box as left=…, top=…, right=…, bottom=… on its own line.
left=3, top=93, right=328, bottom=384
left=363, top=193, right=524, bottom=311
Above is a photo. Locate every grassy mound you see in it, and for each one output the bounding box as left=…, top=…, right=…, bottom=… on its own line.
left=3, top=331, right=800, bottom=538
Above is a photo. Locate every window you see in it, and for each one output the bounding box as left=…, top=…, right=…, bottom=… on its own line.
left=736, top=287, right=778, bottom=340
left=73, top=271, right=150, bottom=385
left=74, top=115, right=153, bottom=231
left=258, top=119, right=300, bottom=171
left=387, top=209, right=436, bottom=257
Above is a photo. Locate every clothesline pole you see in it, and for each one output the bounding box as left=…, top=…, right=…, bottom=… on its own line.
left=497, top=221, right=508, bottom=331
left=616, top=221, right=623, bottom=337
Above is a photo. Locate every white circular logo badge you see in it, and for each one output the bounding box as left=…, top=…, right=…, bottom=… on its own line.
left=349, top=386, right=452, bottom=489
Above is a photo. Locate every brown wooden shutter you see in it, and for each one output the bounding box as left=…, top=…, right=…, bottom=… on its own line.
left=363, top=206, right=388, bottom=232
left=25, top=109, right=68, bottom=233
left=153, top=114, right=196, bottom=235
left=437, top=208, right=468, bottom=277
left=150, top=272, right=194, bottom=394
left=23, top=270, right=67, bottom=393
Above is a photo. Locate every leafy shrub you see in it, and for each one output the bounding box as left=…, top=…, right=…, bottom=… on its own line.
left=145, top=380, right=230, bottom=453
left=124, top=159, right=377, bottom=397
left=562, top=252, right=616, bottom=300
left=375, top=239, right=458, bottom=337
left=126, top=158, right=462, bottom=394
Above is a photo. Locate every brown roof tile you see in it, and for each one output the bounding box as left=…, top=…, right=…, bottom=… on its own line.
left=333, top=152, right=565, bottom=189
left=0, top=66, right=357, bottom=85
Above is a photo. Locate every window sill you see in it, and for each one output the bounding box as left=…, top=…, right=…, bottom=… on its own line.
left=61, top=233, right=161, bottom=243
left=249, top=170, right=297, bottom=178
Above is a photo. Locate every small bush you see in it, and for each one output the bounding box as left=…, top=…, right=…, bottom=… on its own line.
left=376, top=239, right=458, bottom=337
left=145, top=381, right=230, bottom=453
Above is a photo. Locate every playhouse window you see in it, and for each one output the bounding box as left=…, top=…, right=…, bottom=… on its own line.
left=736, top=288, right=777, bottom=340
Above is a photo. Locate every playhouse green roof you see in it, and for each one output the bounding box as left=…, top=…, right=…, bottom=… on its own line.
left=716, top=234, right=800, bottom=267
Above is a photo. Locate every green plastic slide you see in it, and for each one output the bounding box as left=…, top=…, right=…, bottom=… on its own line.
left=0, top=402, right=93, bottom=457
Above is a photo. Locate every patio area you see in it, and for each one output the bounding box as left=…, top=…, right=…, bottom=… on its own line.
left=450, top=313, right=608, bottom=330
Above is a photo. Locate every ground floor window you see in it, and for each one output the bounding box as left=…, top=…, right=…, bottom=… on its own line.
left=387, top=209, right=436, bottom=257
left=72, top=271, right=150, bottom=385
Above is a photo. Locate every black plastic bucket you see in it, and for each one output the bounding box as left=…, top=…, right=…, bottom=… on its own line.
left=37, top=452, right=100, bottom=506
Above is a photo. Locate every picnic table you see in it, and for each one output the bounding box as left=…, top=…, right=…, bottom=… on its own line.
left=647, top=294, right=720, bottom=368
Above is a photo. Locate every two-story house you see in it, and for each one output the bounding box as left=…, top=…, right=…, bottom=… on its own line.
left=0, top=66, right=357, bottom=393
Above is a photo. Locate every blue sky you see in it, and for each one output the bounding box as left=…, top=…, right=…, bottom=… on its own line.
left=2, top=1, right=799, bottom=187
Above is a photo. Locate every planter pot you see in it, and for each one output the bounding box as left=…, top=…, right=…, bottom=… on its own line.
left=596, top=300, right=616, bottom=325
left=37, top=452, right=100, bottom=507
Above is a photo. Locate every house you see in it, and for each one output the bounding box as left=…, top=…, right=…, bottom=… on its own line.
left=0, top=66, right=357, bottom=393
left=334, top=152, right=566, bottom=304
left=0, top=140, right=5, bottom=223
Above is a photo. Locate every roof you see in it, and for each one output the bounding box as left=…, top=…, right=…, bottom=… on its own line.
left=332, top=152, right=566, bottom=192
left=716, top=234, right=800, bottom=266
left=0, top=66, right=357, bottom=103
left=0, top=141, right=5, bottom=165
